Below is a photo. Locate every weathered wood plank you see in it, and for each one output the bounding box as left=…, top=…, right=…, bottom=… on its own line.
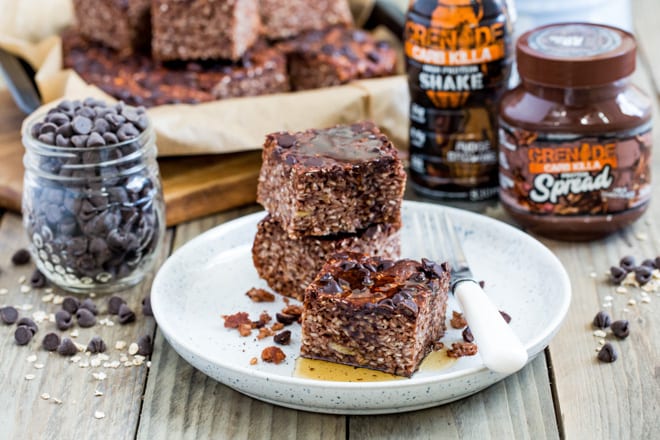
left=543, top=47, right=660, bottom=439
left=0, top=212, right=172, bottom=439
left=349, top=353, right=559, bottom=439
left=634, top=0, right=660, bottom=96
left=137, top=206, right=346, bottom=440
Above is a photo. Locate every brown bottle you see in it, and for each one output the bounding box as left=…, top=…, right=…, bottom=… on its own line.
left=404, top=0, right=513, bottom=201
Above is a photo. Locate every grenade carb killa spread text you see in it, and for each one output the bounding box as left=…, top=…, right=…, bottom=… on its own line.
left=499, top=23, right=652, bottom=241
left=405, top=0, right=513, bottom=200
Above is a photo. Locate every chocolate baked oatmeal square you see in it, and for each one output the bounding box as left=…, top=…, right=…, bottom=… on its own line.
left=256, top=121, right=406, bottom=238
left=259, top=0, right=353, bottom=40
left=300, top=253, right=450, bottom=377
left=152, top=0, right=260, bottom=61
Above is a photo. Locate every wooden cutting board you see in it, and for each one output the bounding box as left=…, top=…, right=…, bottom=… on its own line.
left=0, top=91, right=262, bottom=226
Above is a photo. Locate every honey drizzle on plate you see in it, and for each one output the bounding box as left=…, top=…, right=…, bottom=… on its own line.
left=294, top=349, right=457, bottom=382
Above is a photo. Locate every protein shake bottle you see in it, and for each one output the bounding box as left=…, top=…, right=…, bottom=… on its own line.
left=404, top=0, right=513, bottom=201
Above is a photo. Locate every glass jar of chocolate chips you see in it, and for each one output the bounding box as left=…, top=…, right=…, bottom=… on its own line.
left=21, top=98, right=165, bottom=293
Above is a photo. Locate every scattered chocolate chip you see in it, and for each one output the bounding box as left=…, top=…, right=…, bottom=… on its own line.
left=57, top=337, right=79, bottom=356
left=15, top=326, right=33, bottom=345
left=55, top=310, right=74, bottom=330
left=76, top=308, right=96, bottom=328
left=499, top=310, right=512, bottom=324
left=62, top=296, right=80, bottom=314
left=273, top=330, right=291, bottom=345
left=597, top=342, right=617, bottom=363
left=108, top=295, right=126, bottom=315
left=0, top=306, right=19, bottom=325
left=42, top=332, right=61, bottom=351
left=640, top=259, right=657, bottom=269
left=592, top=311, right=611, bottom=329
left=634, top=266, right=652, bottom=285
left=87, top=336, right=107, bottom=353
left=611, top=320, right=630, bottom=339
left=11, top=248, right=31, bottom=265
left=79, top=298, right=98, bottom=315
left=462, top=327, right=474, bottom=343
left=619, top=256, right=635, bottom=272
left=142, top=296, right=153, bottom=316
left=137, top=335, right=152, bottom=355
left=118, top=303, right=136, bottom=324
left=30, top=269, right=47, bottom=288
left=610, top=266, right=627, bottom=284
left=16, top=317, right=38, bottom=335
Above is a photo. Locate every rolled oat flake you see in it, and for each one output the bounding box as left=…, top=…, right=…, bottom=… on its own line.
left=499, top=23, right=652, bottom=241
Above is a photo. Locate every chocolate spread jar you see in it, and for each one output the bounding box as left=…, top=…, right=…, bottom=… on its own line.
left=498, top=23, right=652, bottom=241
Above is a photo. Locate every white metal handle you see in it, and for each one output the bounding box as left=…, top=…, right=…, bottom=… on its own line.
left=454, top=280, right=528, bottom=375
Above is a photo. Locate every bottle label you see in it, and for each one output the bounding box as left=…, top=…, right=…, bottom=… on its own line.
left=405, top=0, right=512, bottom=199
left=498, top=121, right=652, bottom=216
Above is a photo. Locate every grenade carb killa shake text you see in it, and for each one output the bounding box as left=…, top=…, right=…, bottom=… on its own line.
left=405, top=0, right=512, bottom=200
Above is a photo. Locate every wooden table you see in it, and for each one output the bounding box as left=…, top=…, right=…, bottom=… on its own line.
left=2, top=6, right=660, bottom=439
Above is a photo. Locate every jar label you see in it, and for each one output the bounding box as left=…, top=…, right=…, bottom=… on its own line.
left=527, top=24, right=622, bottom=58
left=499, top=122, right=652, bottom=215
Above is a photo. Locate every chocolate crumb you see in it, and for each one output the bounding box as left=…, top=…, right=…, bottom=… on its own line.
left=597, top=342, right=617, bottom=363
left=11, top=249, right=31, bottom=265
left=273, top=330, right=291, bottom=345
left=275, top=312, right=297, bottom=326
left=246, top=287, right=275, bottom=302
left=223, top=312, right=251, bottom=328
left=450, top=310, right=467, bottom=329
left=261, top=346, right=286, bottom=364
left=447, top=342, right=478, bottom=358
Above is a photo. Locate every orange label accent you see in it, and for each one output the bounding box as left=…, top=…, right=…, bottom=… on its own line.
left=529, top=159, right=618, bottom=174
left=405, top=42, right=505, bottom=66
left=527, top=143, right=619, bottom=174
left=425, top=90, right=469, bottom=107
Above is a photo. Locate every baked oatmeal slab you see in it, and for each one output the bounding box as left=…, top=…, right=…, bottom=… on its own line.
left=252, top=215, right=400, bottom=301
left=256, top=121, right=406, bottom=238
left=259, top=0, right=353, bottom=40
left=300, top=253, right=450, bottom=377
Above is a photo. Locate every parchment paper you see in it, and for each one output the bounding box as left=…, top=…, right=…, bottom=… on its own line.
left=0, top=0, right=410, bottom=156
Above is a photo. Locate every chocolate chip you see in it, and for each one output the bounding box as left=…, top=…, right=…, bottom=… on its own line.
left=71, top=116, right=93, bottom=135
left=118, top=303, right=135, bottom=324
left=76, top=308, right=96, bottom=328
left=56, top=134, right=71, bottom=147
left=17, top=317, right=38, bottom=335
left=57, top=337, right=78, bottom=356
left=87, top=336, right=107, bottom=353
left=273, top=330, right=291, bottom=345
left=15, top=326, right=33, bottom=345
left=56, top=122, right=74, bottom=137
left=619, top=256, right=635, bottom=271
left=655, top=256, right=660, bottom=270
left=499, top=311, right=512, bottom=324
left=277, top=134, right=296, bottom=148
left=39, top=122, right=58, bottom=134
left=597, top=342, right=617, bottom=363
left=398, top=298, right=418, bottom=317
left=79, top=298, right=98, bottom=315
left=611, top=320, right=630, bottom=339
left=366, top=51, right=381, bottom=63
left=592, top=311, right=611, bottom=329
left=55, top=310, right=74, bottom=330
left=142, top=296, right=153, bottom=316
left=634, top=266, right=652, bottom=285
left=610, top=266, right=627, bottom=284
left=42, top=332, right=61, bottom=351
left=422, top=258, right=446, bottom=279
left=1, top=306, right=19, bottom=325
left=70, top=134, right=89, bottom=148
left=108, top=296, right=126, bottom=315
left=276, top=313, right=297, bottom=326
left=102, top=132, right=119, bottom=144
left=462, top=327, right=474, bottom=343
left=640, top=258, right=657, bottom=269
left=117, top=123, right=139, bottom=141
left=62, top=296, right=80, bottom=314
left=137, top=335, right=152, bottom=355
left=30, top=269, right=47, bottom=288
left=11, top=248, right=31, bottom=265
left=86, top=131, right=106, bottom=147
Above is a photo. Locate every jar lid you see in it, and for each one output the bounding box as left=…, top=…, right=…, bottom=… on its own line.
left=517, top=23, right=636, bottom=87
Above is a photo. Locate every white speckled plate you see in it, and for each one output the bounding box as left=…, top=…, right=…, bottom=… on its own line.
left=151, top=201, right=571, bottom=414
